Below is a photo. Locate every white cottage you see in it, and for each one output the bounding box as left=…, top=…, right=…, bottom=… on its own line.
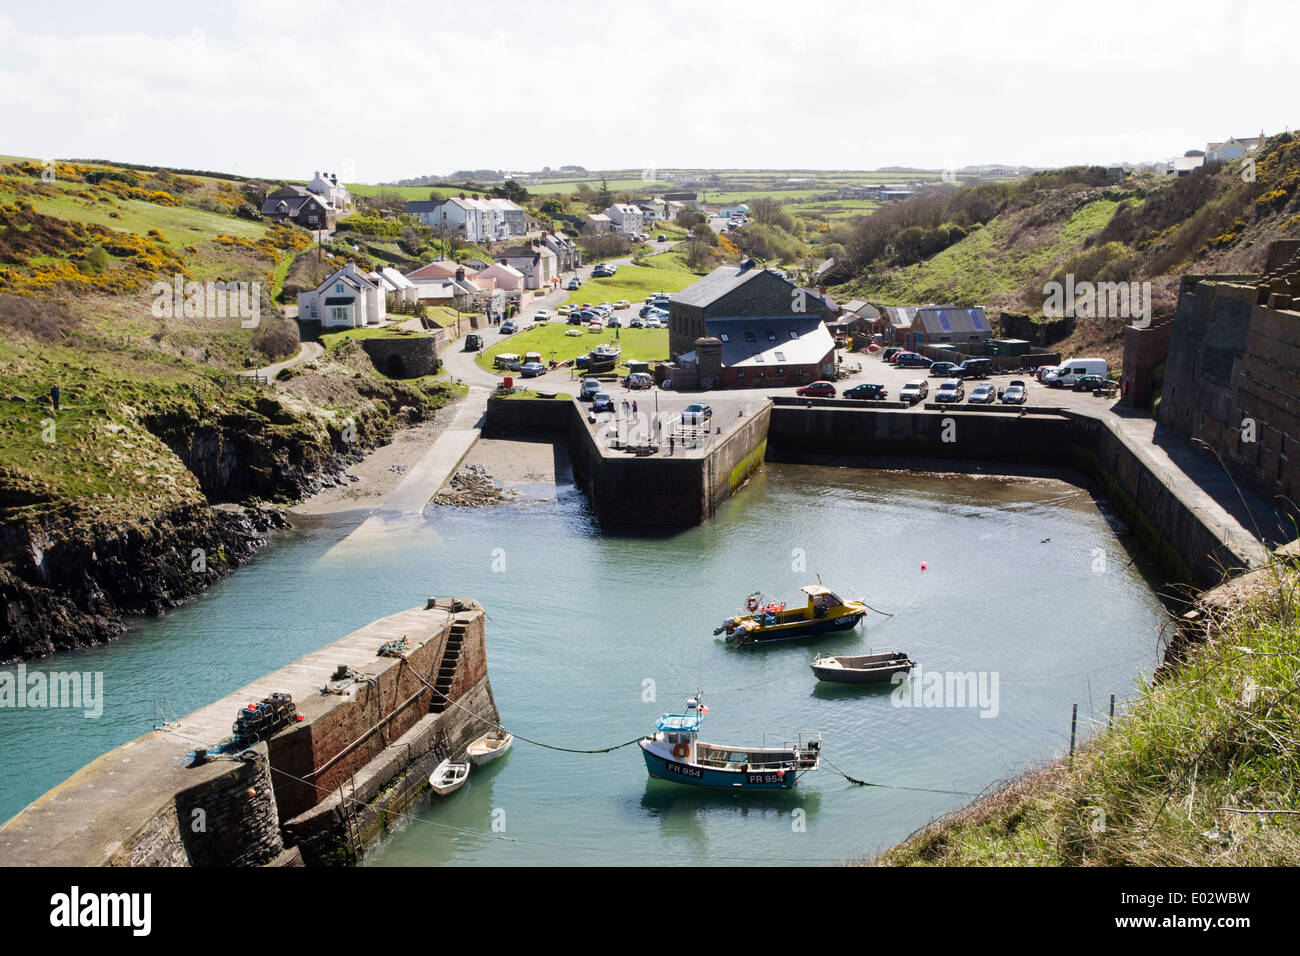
left=298, top=263, right=387, bottom=328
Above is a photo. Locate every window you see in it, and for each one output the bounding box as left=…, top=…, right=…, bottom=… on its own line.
left=775, top=367, right=784, bottom=376
left=719, top=332, right=730, bottom=342
left=775, top=351, right=786, bottom=361
left=736, top=368, right=745, bottom=378
left=754, top=354, right=764, bottom=363
left=745, top=331, right=756, bottom=342
left=335, top=283, right=344, bottom=294
left=766, top=331, right=777, bottom=341
left=789, top=330, right=798, bottom=339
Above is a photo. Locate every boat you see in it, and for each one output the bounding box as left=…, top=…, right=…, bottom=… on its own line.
left=466, top=730, right=514, bottom=766
left=714, top=585, right=867, bottom=646
left=811, top=649, right=915, bottom=684
left=428, top=758, right=470, bottom=796
left=639, top=693, right=821, bottom=791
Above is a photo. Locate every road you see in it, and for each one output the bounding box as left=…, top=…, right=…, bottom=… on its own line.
left=242, top=340, right=325, bottom=380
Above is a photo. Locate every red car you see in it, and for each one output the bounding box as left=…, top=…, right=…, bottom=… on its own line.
left=796, top=381, right=836, bottom=397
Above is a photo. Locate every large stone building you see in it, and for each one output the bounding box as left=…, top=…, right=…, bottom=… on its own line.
left=668, top=262, right=837, bottom=388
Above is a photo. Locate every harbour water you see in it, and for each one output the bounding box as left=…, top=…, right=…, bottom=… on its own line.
left=0, top=461, right=1168, bottom=865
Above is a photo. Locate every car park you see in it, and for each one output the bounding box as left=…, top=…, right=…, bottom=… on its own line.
left=796, top=381, right=837, bottom=397
left=1001, top=380, right=1028, bottom=404
left=519, top=362, right=547, bottom=378
left=900, top=379, right=929, bottom=404
left=615, top=300, right=631, bottom=310
left=929, top=362, right=961, bottom=377
left=935, top=378, right=965, bottom=403
left=682, top=403, right=712, bottom=424
left=968, top=383, right=997, bottom=404
left=844, top=383, right=887, bottom=400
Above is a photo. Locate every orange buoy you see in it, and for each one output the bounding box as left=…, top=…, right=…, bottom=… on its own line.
left=921, top=562, right=928, bottom=571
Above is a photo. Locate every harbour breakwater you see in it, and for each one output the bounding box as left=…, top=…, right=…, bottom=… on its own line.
left=487, top=395, right=1280, bottom=590
left=0, top=598, right=500, bottom=866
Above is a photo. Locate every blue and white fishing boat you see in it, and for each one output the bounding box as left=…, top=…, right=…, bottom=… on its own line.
left=639, top=693, right=821, bottom=791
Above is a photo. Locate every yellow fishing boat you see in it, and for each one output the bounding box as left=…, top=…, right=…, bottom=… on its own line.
left=714, top=585, right=867, bottom=647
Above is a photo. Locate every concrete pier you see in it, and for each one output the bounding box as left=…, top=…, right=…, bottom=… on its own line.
left=0, top=598, right=499, bottom=867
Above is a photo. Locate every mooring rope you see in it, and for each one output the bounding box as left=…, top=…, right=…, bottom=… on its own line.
left=821, top=756, right=978, bottom=797
left=396, top=652, right=645, bottom=754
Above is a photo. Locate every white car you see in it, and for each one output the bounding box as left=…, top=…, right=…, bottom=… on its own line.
left=645, top=318, right=662, bottom=328
left=533, top=309, right=552, bottom=323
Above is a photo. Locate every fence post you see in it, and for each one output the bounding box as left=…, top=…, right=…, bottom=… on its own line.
left=1069, top=703, right=1078, bottom=768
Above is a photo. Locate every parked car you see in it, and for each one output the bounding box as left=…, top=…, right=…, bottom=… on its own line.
left=607, top=316, right=621, bottom=328
left=533, top=309, right=552, bottom=323
left=968, top=383, right=998, bottom=404
left=796, top=381, right=837, bottom=397
left=625, top=372, right=654, bottom=390
left=1001, top=380, right=1028, bottom=404
left=591, top=266, right=613, bottom=278
left=845, top=383, right=887, bottom=400
left=556, top=304, right=572, bottom=316
left=615, top=300, right=631, bottom=310
left=1045, top=358, right=1108, bottom=388
left=896, top=352, right=933, bottom=369
left=592, top=392, right=614, bottom=413
left=463, top=333, right=483, bottom=352
left=499, top=320, right=517, bottom=334
left=519, top=362, right=547, bottom=378
left=580, top=379, right=603, bottom=400
left=930, top=362, right=961, bottom=377
left=1070, top=374, right=1107, bottom=392
left=900, top=379, right=929, bottom=404
left=682, top=403, right=712, bottom=424
left=657, top=234, right=667, bottom=241
left=567, top=314, right=583, bottom=325
left=881, top=346, right=904, bottom=362
left=935, top=378, right=965, bottom=403
left=645, top=318, right=663, bottom=329
left=567, top=278, right=581, bottom=290
left=1035, top=364, right=1058, bottom=382
left=955, top=358, right=991, bottom=379
left=629, top=317, right=645, bottom=328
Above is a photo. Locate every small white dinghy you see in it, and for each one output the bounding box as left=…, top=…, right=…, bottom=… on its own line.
left=466, top=731, right=514, bottom=766
left=428, top=758, right=470, bottom=796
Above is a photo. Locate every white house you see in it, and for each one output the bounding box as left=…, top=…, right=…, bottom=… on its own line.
left=405, top=195, right=525, bottom=243
left=306, top=170, right=351, bottom=210
left=636, top=198, right=667, bottom=221
left=603, top=203, right=644, bottom=234
left=478, top=262, right=526, bottom=292
left=298, top=263, right=386, bottom=328
left=368, top=266, right=419, bottom=306
left=1206, top=134, right=1265, bottom=164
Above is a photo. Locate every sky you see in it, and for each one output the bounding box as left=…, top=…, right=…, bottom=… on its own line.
left=1, top=0, right=1296, bottom=183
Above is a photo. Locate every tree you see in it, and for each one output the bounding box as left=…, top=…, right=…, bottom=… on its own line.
left=490, top=179, right=531, bottom=203
left=595, top=177, right=613, bottom=210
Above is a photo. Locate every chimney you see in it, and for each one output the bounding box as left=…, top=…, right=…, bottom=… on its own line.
left=739, top=258, right=755, bottom=272
left=456, top=267, right=465, bottom=281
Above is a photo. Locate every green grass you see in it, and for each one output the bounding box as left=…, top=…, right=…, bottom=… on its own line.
left=8, top=179, right=265, bottom=248
left=558, top=262, right=698, bottom=309
left=476, top=324, right=668, bottom=375
left=874, top=565, right=1300, bottom=866
left=319, top=326, right=432, bottom=352
left=843, top=198, right=1123, bottom=306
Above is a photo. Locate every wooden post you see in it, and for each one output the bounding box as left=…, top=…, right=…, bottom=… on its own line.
left=1109, top=694, right=1115, bottom=727
left=1069, top=703, right=1078, bottom=768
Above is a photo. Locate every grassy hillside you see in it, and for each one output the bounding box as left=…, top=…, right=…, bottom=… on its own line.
left=828, top=135, right=1300, bottom=367
left=873, top=562, right=1300, bottom=866
left=0, top=158, right=459, bottom=660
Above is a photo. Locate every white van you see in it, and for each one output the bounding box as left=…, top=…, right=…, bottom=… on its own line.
left=1045, top=358, right=1108, bottom=388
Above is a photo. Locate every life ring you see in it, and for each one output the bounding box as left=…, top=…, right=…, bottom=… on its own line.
left=672, top=743, right=690, bottom=759
left=746, top=596, right=759, bottom=612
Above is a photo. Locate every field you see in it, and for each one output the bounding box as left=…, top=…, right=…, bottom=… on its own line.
left=557, top=261, right=699, bottom=309
left=476, top=324, right=669, bottom=375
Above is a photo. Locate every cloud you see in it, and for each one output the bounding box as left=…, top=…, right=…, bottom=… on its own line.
left=0, top=1, right=1296, bottom=180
